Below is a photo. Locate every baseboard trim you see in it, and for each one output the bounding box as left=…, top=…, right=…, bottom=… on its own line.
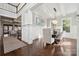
left=21, top=40, right=33, bottom=46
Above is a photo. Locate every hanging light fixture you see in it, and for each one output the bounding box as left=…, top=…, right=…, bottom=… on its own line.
left=52, top=8, right=58, bottom=25
left=52, top=20, right=58, bottom=25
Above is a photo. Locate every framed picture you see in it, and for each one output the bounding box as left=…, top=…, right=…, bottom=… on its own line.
left=33, top=15, right=45, bottom=26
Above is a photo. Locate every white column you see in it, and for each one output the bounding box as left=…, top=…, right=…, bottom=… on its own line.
left=22, top=10, right=33, bottom=44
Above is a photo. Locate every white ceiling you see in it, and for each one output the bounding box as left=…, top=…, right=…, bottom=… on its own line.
left=32, top=3, right=79, bottom=19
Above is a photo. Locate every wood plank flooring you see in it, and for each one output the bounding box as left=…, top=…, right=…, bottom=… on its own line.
left=0, top=37, right=77, bottom=56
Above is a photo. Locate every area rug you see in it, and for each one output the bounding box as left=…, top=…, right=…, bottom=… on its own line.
left=3, top=37, right=26, bottom=54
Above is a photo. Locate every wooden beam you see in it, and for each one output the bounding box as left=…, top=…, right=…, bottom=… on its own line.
left=17, top=3, right=27, bottom=13
left=17, top=3, right=20, bottom=7
left=8, top=3, right=17, bottom=7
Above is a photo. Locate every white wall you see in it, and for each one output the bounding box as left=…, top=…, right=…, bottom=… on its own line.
left=20, top=4, right=46, bottom=44
left=22, top=25, right=43, bottom=44
left=22, top=9, right=44, bottom=44
left=21, top=10, right=33, bottom=25
left=21, top=10, right=33, bottom=44
left=77, top=21, right=79, bottom=55
left=76, top=17, right=79, bottom=55
left=77, top=23, right=79, bottom=55
left=0, top=9, right=16, bottom=18
left=59, top=15, right=78, bottom=39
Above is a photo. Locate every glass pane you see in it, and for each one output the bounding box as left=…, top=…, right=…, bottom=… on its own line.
left=63, top=19, right=70, bottom=32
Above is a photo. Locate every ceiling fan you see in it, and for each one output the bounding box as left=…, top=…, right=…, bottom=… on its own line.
left=53, top=8, right=57, bottom=12
left=52, top=8, right=58, bottom=25
left=52, top=8, right=57, bottom=19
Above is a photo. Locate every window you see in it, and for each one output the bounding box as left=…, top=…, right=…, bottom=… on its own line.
left=63, top=18, right=70, bottom=32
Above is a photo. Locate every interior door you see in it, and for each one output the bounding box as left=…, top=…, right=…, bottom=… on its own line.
left=3, top=25, right=9, bottom=34
left=3, top=25, right=9, bottom=37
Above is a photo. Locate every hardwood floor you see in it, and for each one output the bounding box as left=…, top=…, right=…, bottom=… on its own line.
left=0, top=37, right=77, bottom=56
